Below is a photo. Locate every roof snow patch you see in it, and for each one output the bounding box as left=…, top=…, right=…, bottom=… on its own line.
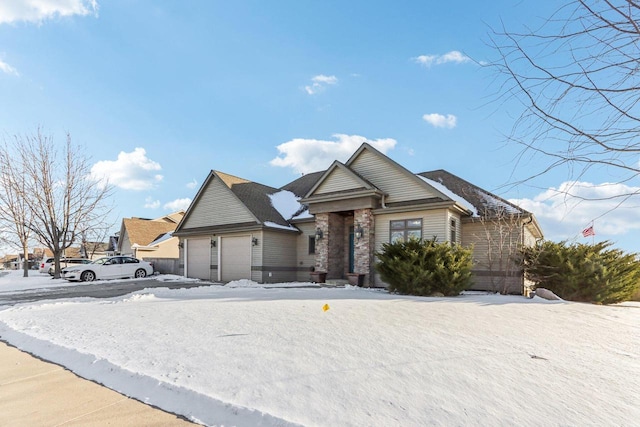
left=269, top=190, right=310, bottom=221
left=418, top=175, right=479, bottom=216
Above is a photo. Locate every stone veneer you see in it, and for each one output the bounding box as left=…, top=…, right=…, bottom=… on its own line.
left=353, top=208, right=374, bottom=285
left=315, top=209, right=374, bottom=284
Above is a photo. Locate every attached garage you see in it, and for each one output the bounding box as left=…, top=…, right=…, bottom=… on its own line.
left=186, top=238, right=211, bottom=280
left=220, top=235, right=251, bottom=281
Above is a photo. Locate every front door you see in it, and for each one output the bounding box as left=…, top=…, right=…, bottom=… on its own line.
left=349, top=226, right=355, bottom=273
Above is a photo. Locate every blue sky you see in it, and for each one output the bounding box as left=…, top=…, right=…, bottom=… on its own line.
left=1, top=0, right=639, bottom=254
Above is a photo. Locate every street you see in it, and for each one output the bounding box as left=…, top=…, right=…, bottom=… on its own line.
left=0, top=273, right=218, bottom=306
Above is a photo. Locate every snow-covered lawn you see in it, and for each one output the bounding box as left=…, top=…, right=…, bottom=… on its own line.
left=0, top=270, right=638, bottom=426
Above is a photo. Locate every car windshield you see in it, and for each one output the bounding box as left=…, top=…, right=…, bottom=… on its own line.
left=92, top=258, right=109, bottom=265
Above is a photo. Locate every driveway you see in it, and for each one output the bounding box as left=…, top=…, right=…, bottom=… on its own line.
left=0, top=277, right=219, bottom=306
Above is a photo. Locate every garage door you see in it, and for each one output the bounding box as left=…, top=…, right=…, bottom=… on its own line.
left=186, top=238, right=210, bottom=280
left=220, top=236, right=251, bottom=281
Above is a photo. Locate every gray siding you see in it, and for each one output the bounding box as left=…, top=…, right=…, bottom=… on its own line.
left=373, top=209, right=449, bottom=286
left=295, top=222, right=317, bottom=281
left=462, top=220, right=524, bottom=294
left=181, top=177, right=255, bottom=229
left=261, top=230, right=298, bottom=283
left=315, top=167, right=364, bottom=194
left=350, top=149, right=436, bottom=203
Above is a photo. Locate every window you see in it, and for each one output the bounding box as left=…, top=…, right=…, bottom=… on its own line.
left=450, top=219, right=457, bottom=243
left=390, top=219, right=422, bottom=243
left=308, top=236, right=316, bottom=254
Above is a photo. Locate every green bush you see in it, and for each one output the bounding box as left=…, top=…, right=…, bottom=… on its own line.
left=521, top=240, right=640, bottom=304
left=375, top=237, right=473, bottom=296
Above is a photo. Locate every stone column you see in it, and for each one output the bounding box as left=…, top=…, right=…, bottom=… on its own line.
left=315, top=213, right=328, bottom=273
left=354, top=208, right=374, bottom=286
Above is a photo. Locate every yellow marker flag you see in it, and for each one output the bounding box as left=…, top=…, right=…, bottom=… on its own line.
left=322, top=303, right=330, bottom=312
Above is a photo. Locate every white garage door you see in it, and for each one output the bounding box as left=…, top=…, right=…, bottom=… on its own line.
left=186, top=238, right=210, bottom=280
left=220, top=236, right=251, bottom=281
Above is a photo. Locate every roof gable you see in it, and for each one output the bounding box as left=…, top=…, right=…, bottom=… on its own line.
left=177, top=171, right=258, bottom=230
left=305, top=161, right=378, bottom=198
left=176, top=170, right=292, bottom=232
left=345, top=143, right=451, bottom=204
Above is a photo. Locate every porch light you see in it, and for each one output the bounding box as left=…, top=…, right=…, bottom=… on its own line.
left=211, top=239, right=216, bottom=248
left=178, top=242, right=184, bottom=248
left=252, top=237, right=259, bottom=246
left=315, top=227, right=323, bottom=240
left=355, top=223, right=364, bottom=240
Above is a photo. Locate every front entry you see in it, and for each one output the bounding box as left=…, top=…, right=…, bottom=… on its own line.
left=348, top=226, right=355, bottom=273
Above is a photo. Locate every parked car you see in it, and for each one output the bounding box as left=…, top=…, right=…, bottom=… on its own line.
left=61, top=256, right=154, bottom=282
left=48, top=258, right=92, bottom=276
left=39, top=257, right=55, bottom=274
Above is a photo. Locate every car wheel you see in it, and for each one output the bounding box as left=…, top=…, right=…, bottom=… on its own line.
left=134, top=268, right=147, bottom=278
left=81, top=271, right=96, bottom=282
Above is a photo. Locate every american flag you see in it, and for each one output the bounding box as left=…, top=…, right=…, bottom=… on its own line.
left=582, top=225, right=595, bottom=237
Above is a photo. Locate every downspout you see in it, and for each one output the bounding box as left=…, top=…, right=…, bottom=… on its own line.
left=521, top=215, right=534, bottom=296
left=381, top=193, right=387, bottom=209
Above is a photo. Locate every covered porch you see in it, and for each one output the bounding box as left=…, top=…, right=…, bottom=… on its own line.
left=312, top=209, right=375, bottom=286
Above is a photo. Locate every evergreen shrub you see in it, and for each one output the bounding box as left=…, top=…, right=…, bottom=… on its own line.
left=521, top=240, right=640, bottom=304
left=375, top=237, right=473, bottom=296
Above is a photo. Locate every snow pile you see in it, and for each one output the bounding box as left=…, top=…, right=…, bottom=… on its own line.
left=0, top=284, right=638, bottom=426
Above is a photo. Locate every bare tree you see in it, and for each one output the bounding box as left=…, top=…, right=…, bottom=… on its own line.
left=474, top=207, right=526, bottom=295
left=489, top=0, right=640, bottom=201
left=0, top=148, right=34, bottom=277
left=2, top=130, right=114, bottom=278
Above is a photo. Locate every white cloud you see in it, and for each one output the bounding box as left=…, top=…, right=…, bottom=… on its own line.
left=0, top=59, right=19, bottom=76
left=304, top=74, right=338, bottom=95
left=144, top=197, right=160, bottom=209
left=412, top=50, right=471, bottom=68
left=0, top=0, right=99, bottom=24
left=423, top=113, right=457, bottom=129
left=90, top=147, right=163, bottom=191
left=270, top=134, right=397, bottom=174
left=509, top=181, right=640, bottom=241
left=186, top=179, right=198, bottom=189
left=164, top=198, right=192, bottom=211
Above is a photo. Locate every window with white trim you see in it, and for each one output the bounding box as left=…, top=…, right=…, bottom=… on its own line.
left=450, top=219, right=457, bottom=243
left=390, top=219, right=422, bottom=243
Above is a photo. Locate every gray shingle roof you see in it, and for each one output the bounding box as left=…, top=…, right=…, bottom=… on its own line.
left=280, top=171, right=324, bottom=198
left=229, top=181, right=290, bottom=227
left=418, top=170, right=531, bottom=217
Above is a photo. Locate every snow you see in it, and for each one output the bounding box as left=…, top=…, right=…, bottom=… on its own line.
left=269, top=190, right=307, bottom=220
left=263, top=221, right=299, bottom=231
left=147, top=231, right=174, bottom=246
left=0, top=270, right=639, bottom=426
left=477, top=191, right=522, bottom=215
left=418, top=175, right=479, bottom=216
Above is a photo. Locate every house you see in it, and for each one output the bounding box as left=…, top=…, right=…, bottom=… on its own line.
left=173, top=143, right=543, bottom=294
left=116, top=211, right=185, bottom=260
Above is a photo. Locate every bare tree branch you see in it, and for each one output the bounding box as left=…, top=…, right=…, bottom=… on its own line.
left=1, top=129, right=114, bottom=278
left=488, top=0, right=640, bottom=202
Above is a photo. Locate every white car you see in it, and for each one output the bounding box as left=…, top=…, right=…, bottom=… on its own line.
left=61, top=256, right=153, bottom=282
left=39, top=257, right=55, bottom=274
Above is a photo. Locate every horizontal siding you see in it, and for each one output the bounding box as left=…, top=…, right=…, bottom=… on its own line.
left=350, top=149, right=436, bottom=204
left=315, top=167, right=363, bottom=194
left=462, top=220, right=525, bottom=294
left=261, top=230, right=298, bottom=283
left=295, top=222, right=317, bottom=281
left=373, top=209, right=448, bottom=287
left=182, top=177, right=255, bottom=229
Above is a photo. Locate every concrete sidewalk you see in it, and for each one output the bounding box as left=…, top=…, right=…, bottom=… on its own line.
left=0, top=341, right=195, bottom=426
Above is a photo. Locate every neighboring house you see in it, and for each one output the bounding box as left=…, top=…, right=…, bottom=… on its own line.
left=174, top=143, right=543, bottom=294
left=117, top=211, right=185, bottom=260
